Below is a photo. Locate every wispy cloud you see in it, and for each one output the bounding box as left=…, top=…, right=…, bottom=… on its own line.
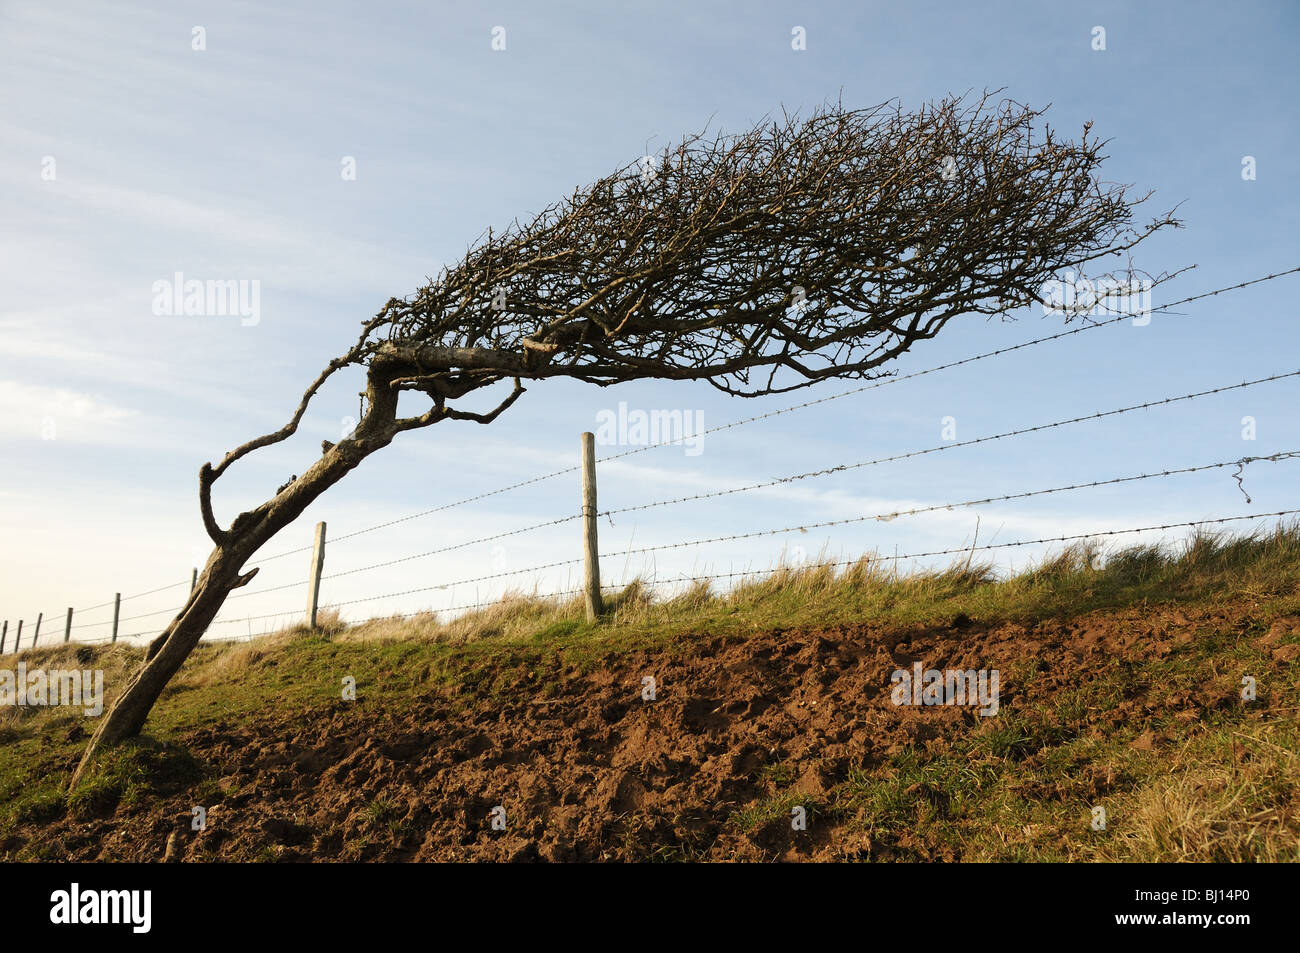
left=0, top=379, right=138, bottom=442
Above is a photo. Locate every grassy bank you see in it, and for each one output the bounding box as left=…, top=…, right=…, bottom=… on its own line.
left=2, top=524, right=1298, bottom=861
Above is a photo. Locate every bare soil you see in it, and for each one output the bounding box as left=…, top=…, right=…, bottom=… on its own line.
left=8, top=603, right=1292, bottom=861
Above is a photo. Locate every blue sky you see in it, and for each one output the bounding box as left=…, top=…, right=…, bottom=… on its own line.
left=2, top=0, right=1298, bottom=644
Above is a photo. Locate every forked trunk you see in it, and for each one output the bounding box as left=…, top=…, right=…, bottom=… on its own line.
left=70, top=396, right=398, bottom=787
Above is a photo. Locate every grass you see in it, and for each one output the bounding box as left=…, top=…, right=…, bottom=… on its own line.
left=351, top=523, right=1284, bottom=649
left=324, top=522, right=1300, bottom=654
left=2, top=523, right=1298, bottom=860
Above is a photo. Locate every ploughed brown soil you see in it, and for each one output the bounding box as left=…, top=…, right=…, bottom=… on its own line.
left=13, top=603, right=1292, bottom=861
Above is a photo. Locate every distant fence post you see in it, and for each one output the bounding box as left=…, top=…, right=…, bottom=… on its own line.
left=64, top=607, right=73, bottom=643
left=14, top=620, right=22, bottom=653
left=32, top=612, right=42, bottom=648
left=110, top=593, right=121, bottom=643
left=581, top=432, right=603, bottom=621
left=1, top=620, right=7, bottom=653
left=306, top=521, right=327, bottom=629
left=191, top=568, right=198, bottom=593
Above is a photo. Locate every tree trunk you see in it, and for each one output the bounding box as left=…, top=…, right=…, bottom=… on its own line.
left=71, top=382, right=401, bottom=787
left=70, top=547, right=246, bottom=786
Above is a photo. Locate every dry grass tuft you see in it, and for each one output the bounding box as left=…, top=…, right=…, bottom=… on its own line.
left=1096, top=748, right=1300, bottom=862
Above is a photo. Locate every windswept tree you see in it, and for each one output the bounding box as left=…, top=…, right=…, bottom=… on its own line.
left=73, top=92, right=1179, bottom=782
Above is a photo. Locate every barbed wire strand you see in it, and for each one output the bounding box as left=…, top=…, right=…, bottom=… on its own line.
left=645, top=508, right=1300, bottom=586
left=58, top=369, right=1300, bottom=619
left=602, top=369, right=1300, bottom=518
left=63, top=449, right=1300, bottom=633
left=182, top=508, right=1300, bottom=640
left=50, top=369, right=1300, bottom=628
left=603, top=451, right=1300, bottom=558
left=319, top=513, right=584, bottom=583
left=311, top=450, right=1297, bottom=610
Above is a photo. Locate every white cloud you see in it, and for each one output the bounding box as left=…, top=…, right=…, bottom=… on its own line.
left=0, top=379, right=138, bottom=442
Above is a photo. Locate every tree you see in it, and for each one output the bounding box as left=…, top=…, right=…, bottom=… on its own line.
left=72, top=92, right=1178, bottom=783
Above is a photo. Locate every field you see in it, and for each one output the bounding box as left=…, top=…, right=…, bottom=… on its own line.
left=2, top=527, right=1299, bottom=862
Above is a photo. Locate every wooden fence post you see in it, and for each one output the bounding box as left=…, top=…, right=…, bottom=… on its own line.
left=14, top=620, right=22, bottom=653
left=32, top=612, right=42, bottom=648
left=64, top=607, right=73, bottom=643
left=306, top=521, right=327, bottom=629
left=191, top=568, right=198, bottom=593
left=1, top=620, right=7, bottom=653
left=581, top=432, right=603, bottom=621
left=110, top=593, right=121, bottom=643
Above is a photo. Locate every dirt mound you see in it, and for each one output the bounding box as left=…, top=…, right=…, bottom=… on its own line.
left=6, top=603, right=1288, bottom=861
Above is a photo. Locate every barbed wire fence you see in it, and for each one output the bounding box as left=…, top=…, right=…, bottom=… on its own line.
left=4, top=265, right=1300, bottom=653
